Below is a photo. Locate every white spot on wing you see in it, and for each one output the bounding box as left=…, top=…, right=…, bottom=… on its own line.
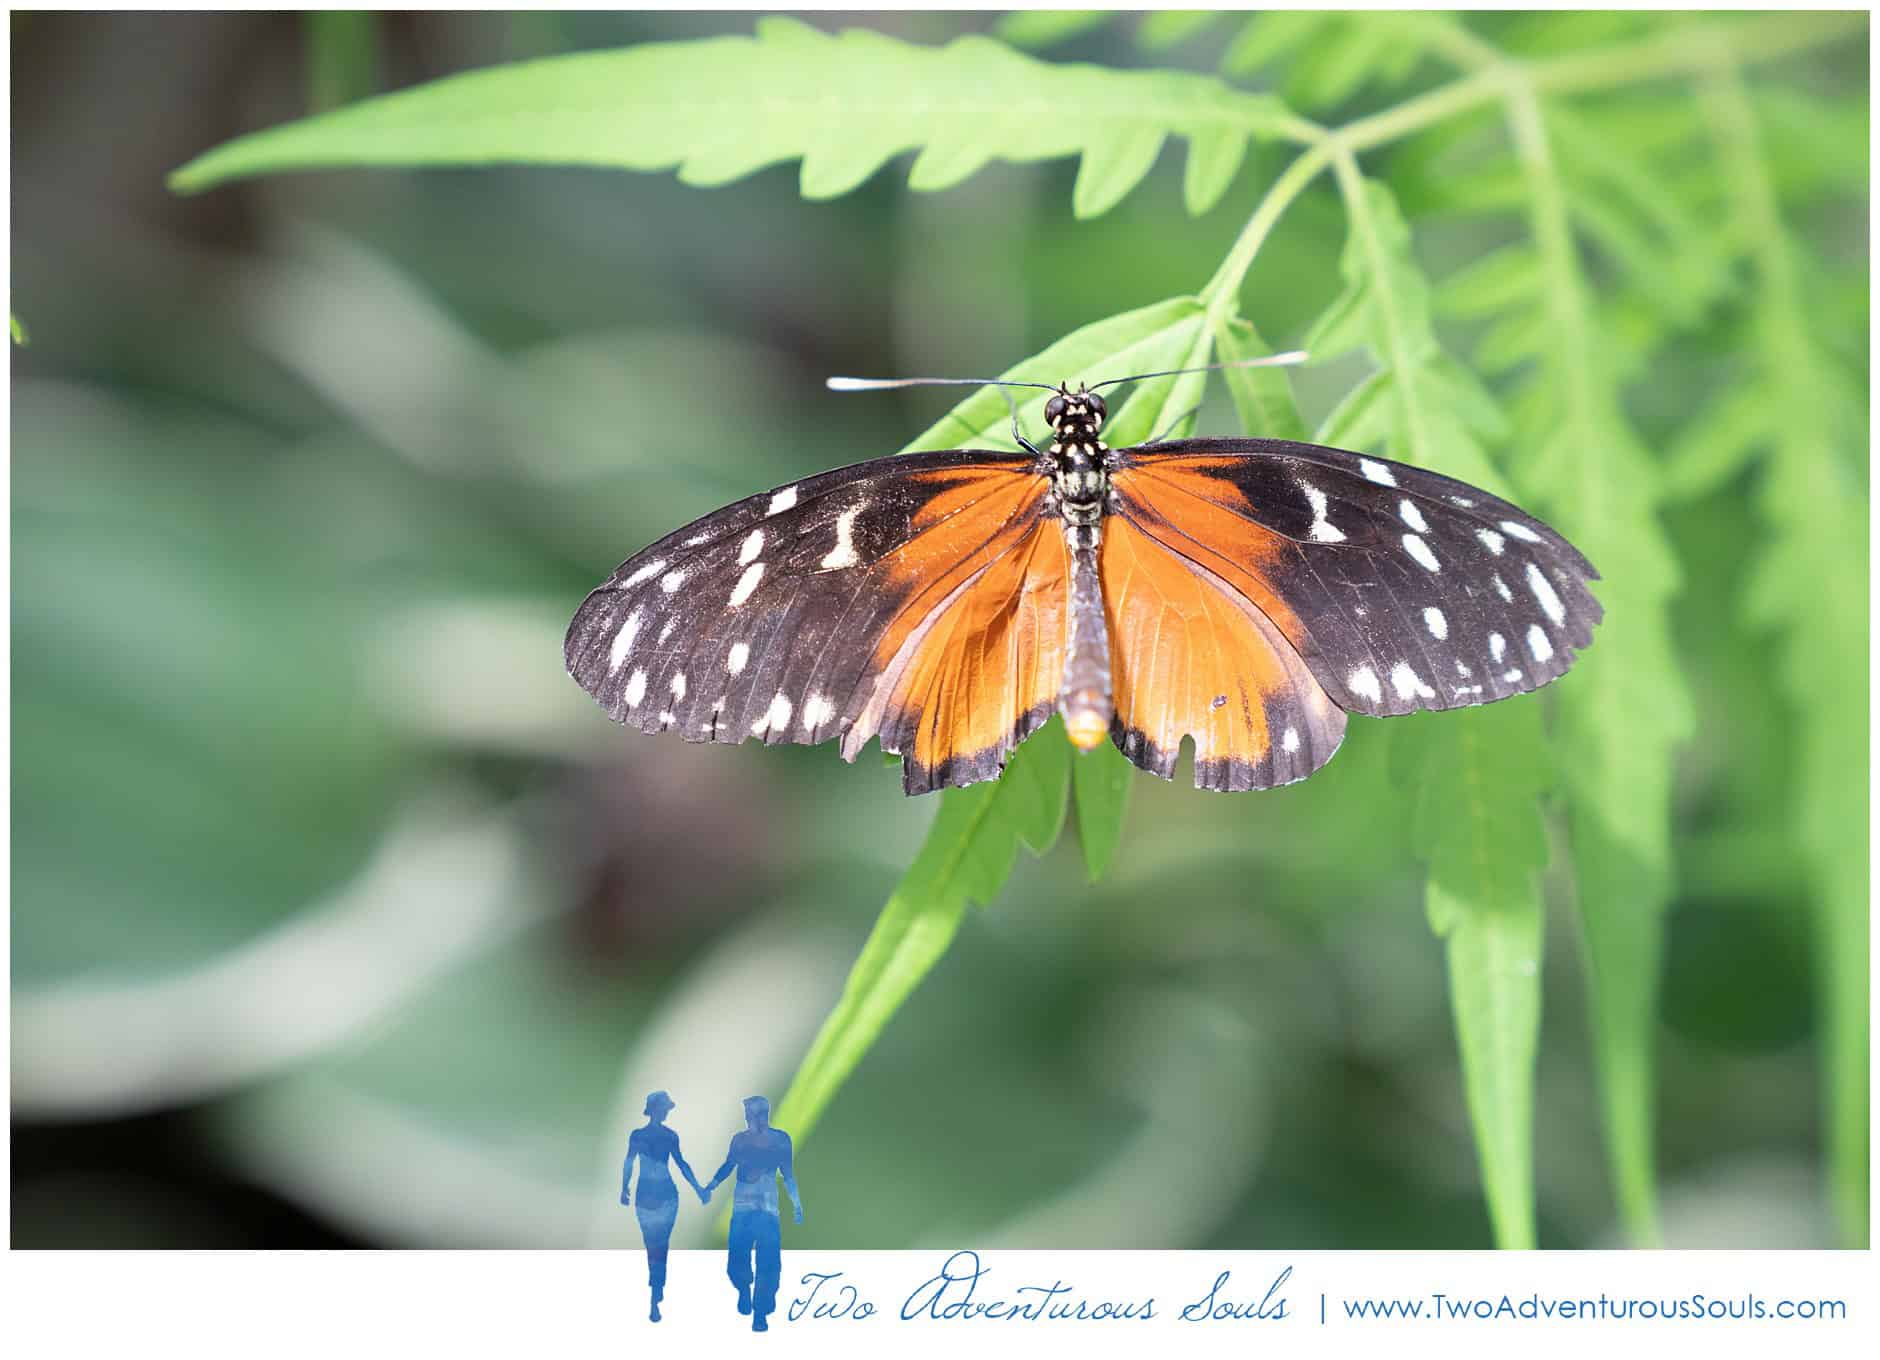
left=607, top=609, right=643, bottom=673
left=1526, top=561, right=1566, bottom=625
left=624, top=669, right=647, bottom=708
left=1527, top=624, right=1554, bottom=662
left=1399, top=498, right=1429, bottom=533
left=726, top=642, right=750, bottom=675
left=1300, top=481, right=1347, bottom=543
left=670, top=671, right=687, bottom=700
left=1348, top=665, right=1382, bottom=704
left=1449, top=496, right=1476, bottom=508
left=1402, top=534, right=1441, bottom=572
left=1360, top=458, right=1397, bottom=487
left=658, top=617, right=677, bottom=644
left=684, top=532, right=712, bottom=547
left=1282, top=726, right=1300, bottom=753
left=739, top=529, right=765, bottom=566
left=752, top=691, right=792, bottom=735
left=1390, top=662, right=1436, bottom=701
left=1489, top=632, right=1507, bottom=662
left=1494, top=574, right=1514, bottom=602
left=728, top=561, right=765, bottom=607
left=1423, top=607, right=1448, bottom=640
left=1476, top=528, right=1506, bottom=556
left=623, top=558, right=666, bottom=588
left=768, top=487, right=798, bottom=516
left=661, top=568, right=687, bottom=593
left=803, top=693, right=835, bottom=731
left=1455, top=660, right=1473, bottom=678
left=1503, top=668, right=1523, bottom=683
left=1500, top=519, right=1542, bottom=543
left=821, top=504, right=863, bottom=569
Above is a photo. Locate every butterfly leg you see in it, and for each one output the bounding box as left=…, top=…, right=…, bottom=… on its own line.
left=1057, top=522, right=1114, bottom=750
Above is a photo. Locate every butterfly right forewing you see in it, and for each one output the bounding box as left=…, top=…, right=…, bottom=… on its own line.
left=1110, top=437, right=1603, bottom=719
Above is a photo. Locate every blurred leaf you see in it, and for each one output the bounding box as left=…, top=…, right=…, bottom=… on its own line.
left=1707, top=67, right=1870, bottom=1246
left=11, top=312, right=26, bottom=345
left=1137, top=11, right=1221, bottom=53
left=1502, top=91, right=1694, bottom=1246
left=1182, top=126, right=1250, bottom=216
left=992, top=10, right=1111, bottom=50
left=305, top=10, right=377, bottom=113
left=1223, top=12, right=1428, bottom=109
left=11, top=389, right=406, bottom=983
left=1312, top=169, right=1548, bottom=1247
left=777, top=722, right=1070, bottom=1143
left=1072, top=743, right=1133, bottom=881
left=1660, top=382, right=1772, bottom=504
left=170, top=16, right=1296, bottom=219
left=1751, top=84, right=1870, bottom=204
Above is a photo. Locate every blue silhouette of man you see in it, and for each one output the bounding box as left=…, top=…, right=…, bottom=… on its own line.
left=703, top=1095, right=803, bottom=1332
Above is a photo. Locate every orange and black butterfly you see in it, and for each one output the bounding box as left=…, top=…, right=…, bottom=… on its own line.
left=565, top=359, right=1601, bottom=795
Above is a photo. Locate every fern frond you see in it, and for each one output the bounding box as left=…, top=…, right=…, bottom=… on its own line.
left=1702, top=62, right=1870, bottom=1249
left=1310, top=167, right=1549, bottom=1249
left=171, top=17, right=1300, bottom=218
left=1224, top=12, right=1429, bottom=110
left=1498, top=89, right=1696, bottom=1246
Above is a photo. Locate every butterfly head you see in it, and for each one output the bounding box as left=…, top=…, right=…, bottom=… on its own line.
left=1045, top=385, right=1107, bottom=446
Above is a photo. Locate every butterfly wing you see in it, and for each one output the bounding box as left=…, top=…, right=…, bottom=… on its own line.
left=1099, top=509, right=1348, bottom=791
left=1109, top=437, right=1603, bottom=722
left=564, top=449, right=1069, bottom=795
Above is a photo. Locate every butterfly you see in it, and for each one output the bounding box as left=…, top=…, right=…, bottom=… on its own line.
left=565, top=358, right=1602, bottom=795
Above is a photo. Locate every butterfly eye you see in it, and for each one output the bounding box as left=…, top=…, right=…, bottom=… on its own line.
left=1085, top=392, right=1107, bottom=423
left=1044, top=394, right=1067, bottom=425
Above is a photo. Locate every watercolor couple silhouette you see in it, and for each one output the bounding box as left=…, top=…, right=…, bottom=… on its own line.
left=620, top=1092, right=805, bottom=1330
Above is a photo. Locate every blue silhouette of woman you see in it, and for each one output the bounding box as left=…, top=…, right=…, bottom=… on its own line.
left=620, top=1091, right=707, bottom=1322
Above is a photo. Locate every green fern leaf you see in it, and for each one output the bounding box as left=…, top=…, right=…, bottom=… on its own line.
left=1708, top=68, right=1870, bottom=1245
left=1072, top=743, right=1134, bottom=882
left=1221, top=11, right=1326, bottom=79
left=1401, top=702, right=1551, bottom=1250
left=1660, top=380, right=1775, bottom=504
left=992, top=10, right=1112, bottom=51
left=1137, top=11, right=1223, bottom=53
left=1494, top=90, right=1699, bottom=1245
left=775, top=724, right=1070, bottom=1143
left=1312, top=171, right=1551, bottom=1247
left=1215, top=315, right=1309, bottom=443
left=904, top=296, right=1209, bottom=454
left=169, top=17, right=1294, bottom=220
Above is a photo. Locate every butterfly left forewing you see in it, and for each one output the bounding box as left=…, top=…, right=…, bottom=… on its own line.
left=1110, top=437, right=1602, bottom=718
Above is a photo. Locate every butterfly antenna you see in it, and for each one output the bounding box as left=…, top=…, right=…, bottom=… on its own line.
left=835, top=376, right=1043, bottom=454
left=1089, top=351, right=1309, bottom=392
left=825, top=375, right=1061, bottom=394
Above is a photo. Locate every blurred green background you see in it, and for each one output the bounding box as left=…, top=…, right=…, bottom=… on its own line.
left=9, top=10, right=1866, bottom=1248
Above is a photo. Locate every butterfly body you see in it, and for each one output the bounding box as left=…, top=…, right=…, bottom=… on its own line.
left=566, top=380, right=1602, bottom=796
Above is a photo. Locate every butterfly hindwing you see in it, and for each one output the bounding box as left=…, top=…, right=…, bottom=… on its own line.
left=1100, top=510, right=1347, bottom=791
left=1109, top=437, right=1602, bottom=719
left=564, top=448, right=1065, bottom=794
